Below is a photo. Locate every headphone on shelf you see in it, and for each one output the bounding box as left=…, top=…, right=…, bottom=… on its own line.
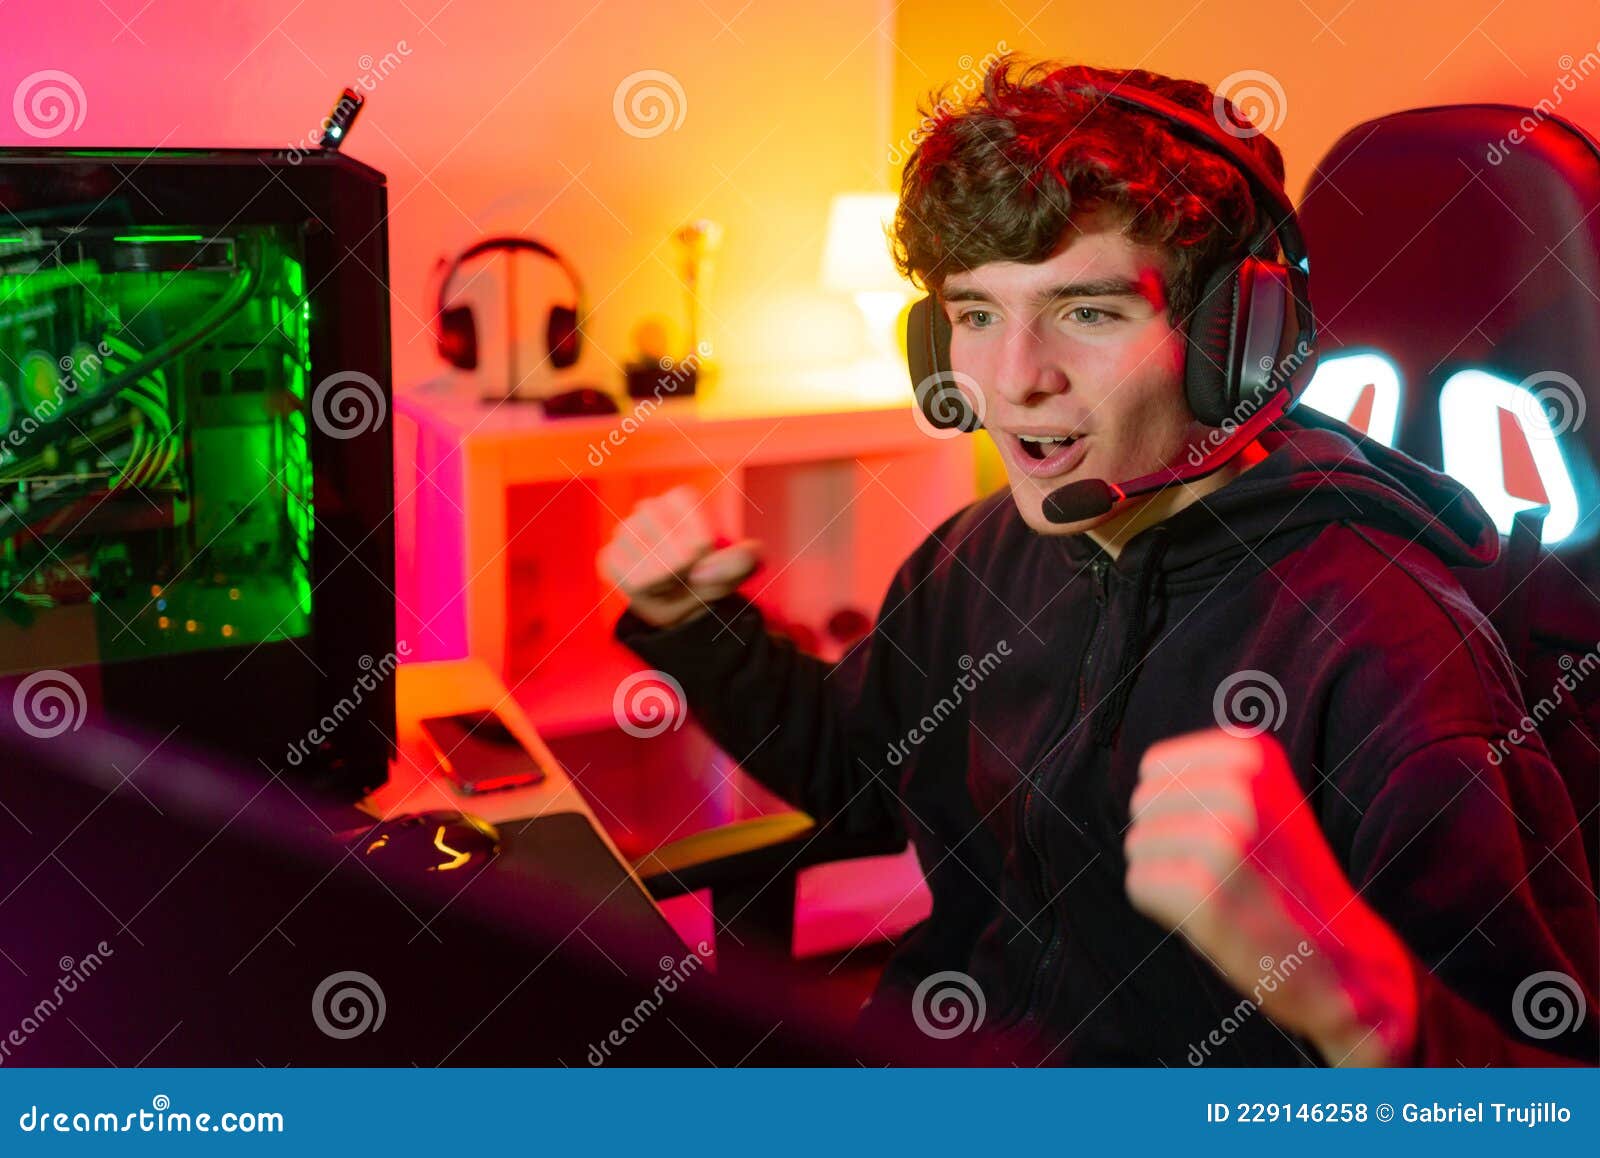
left=435, top=235, right=585, bottom=372
left=905, top=84, right=1318, bottom=522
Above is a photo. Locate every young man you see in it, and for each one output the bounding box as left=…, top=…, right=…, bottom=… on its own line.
left=597, top=59, right=1597, bottom=1065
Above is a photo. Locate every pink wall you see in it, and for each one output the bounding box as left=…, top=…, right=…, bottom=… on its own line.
left=1, top=0, right=897, bottom=404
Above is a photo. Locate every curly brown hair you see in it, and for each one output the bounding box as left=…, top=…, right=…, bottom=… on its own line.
left=890, top=55, right=1288, bottom=324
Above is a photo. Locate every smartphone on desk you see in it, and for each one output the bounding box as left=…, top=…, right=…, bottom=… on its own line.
left=418, top=710, right=547, bottom=795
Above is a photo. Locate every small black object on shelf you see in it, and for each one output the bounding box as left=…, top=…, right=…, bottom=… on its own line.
left=542, top=387, right=619, bottom=419
left=625, top=359, right=698, bottom=401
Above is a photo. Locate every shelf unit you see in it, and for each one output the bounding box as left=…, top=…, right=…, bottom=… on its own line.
left=393, top=391, right=979, bottom=738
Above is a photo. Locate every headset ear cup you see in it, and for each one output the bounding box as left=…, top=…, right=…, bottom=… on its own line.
left=1184, top=262, right=1242, bottom=425
left=905, top=296, right=938, bottom=392
left=1250, top=263, right=1313, bottom=396
left=906, top=295, right=981, bottom=433
left=547, top=305, right=581, bottom=369
left=438, top=305, right=479, bottom=370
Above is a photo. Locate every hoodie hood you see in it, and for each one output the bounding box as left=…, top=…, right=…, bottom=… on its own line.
left=1064, top=406, right=1502, bottom=745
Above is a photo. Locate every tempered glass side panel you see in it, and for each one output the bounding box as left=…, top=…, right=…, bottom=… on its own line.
left=0, top=224, right=314, bottom=674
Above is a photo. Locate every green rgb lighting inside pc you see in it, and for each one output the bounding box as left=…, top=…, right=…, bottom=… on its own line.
left=0, top=225, right=315, bottom=674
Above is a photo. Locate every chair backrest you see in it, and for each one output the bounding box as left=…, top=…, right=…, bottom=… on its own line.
left=1296, top=105, right=1600, bottom=887
left=1296, top=104, right=1600, bottom=564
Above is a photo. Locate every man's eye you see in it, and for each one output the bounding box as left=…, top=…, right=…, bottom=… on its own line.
left=955, top=309, right=996, bottom=329
left=1068, top=306, right=1116, bottom=325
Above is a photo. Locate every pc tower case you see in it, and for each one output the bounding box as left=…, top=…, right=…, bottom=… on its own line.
left=0, top=148, right=395, bottom=799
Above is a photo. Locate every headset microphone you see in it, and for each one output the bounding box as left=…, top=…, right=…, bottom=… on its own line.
left=1041, top=390, right=1292, bottom=524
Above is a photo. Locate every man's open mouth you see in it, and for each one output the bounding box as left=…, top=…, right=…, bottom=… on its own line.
left=1017, top=433, right=1081, bottom=460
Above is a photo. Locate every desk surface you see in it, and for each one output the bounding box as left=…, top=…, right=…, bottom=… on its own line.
left=364, top=657, right=653, bottom=906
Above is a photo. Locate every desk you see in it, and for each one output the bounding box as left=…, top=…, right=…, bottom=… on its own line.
left=363, top=657, right=670, bottom=927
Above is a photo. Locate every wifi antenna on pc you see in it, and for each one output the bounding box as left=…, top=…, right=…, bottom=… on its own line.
left=319, top=87, right=365, bottom=151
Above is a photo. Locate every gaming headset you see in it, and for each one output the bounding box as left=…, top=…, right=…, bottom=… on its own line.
left=435, top=235, right=585, bottom=372
left=904, top=83, right=1317, bottom=523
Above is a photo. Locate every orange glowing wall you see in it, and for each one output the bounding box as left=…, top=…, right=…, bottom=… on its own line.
left=890, top=0, right=1600, bottom=199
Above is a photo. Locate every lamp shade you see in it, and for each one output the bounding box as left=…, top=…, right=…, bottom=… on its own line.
left=819, top=193, right=909, bottom=294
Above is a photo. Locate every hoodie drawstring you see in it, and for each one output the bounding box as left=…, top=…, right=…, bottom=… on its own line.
left=1092, top=527, right=1170, bottom=746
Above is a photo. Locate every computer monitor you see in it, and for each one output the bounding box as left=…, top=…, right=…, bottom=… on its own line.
left=0, top=711, right=889, bottom=1066
left=0, top=148, right=396, bottom=799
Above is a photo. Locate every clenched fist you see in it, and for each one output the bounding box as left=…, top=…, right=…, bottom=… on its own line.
left=596, top=485, right=762, bottom=629
left=1124, top=728, right=1418, bottom=1066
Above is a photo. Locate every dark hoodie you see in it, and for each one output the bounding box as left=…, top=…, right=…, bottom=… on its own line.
left=615, top=413, right=1599, bottom=1066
